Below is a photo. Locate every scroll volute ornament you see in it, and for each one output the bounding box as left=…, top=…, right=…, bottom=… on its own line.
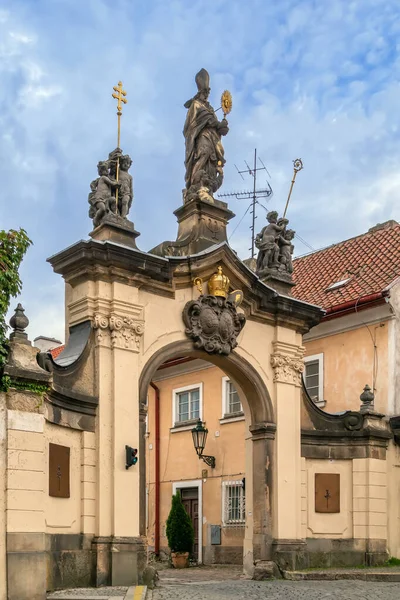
left=183, top=266, right=245, bottom=355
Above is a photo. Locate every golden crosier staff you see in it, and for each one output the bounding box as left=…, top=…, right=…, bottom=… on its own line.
left=283, top=158, right=303, bottom=219
left=112, top=81, right=127, bottom=213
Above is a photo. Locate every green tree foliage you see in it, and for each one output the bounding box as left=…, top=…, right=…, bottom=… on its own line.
left=0, top=229, right=32, bottom=369
left=166, top=490, right=194, bottom=553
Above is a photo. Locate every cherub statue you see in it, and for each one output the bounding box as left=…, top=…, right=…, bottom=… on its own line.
left=118, top=154, right=133, bottom=218
left=88, top=161, right=120, bottom=227
left=278, top=228, right=295, bottom=273
left=255, top=211, right=285, bottom=272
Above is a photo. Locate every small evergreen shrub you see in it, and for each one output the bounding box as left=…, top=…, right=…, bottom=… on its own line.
left=166, top=491, right=194, bottom=553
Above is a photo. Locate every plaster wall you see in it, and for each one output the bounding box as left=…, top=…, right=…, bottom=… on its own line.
left=0, top=394, right=6, bottom=600
left=388, top=281, right=400, bottom=414
left=303, top=458, right=353, bottom=539
left=386, top=441, right=400, bottom=559
left=352, top=458, right=387, bottom=542
left=6, top=410, right=46, bottom=533
left=45, top=423, right=81, bottom=534
left=304, top=320, right=389, bottom=414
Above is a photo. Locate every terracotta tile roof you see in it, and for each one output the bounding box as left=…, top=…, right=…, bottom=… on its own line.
left=50, top=344, right=65, bottom=359
left=292, top=220, right=400, bottom=314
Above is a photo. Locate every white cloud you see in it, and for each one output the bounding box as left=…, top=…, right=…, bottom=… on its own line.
left=9, top=31, right=35, bottom=44
left=1, top=0, right=400, bottom=339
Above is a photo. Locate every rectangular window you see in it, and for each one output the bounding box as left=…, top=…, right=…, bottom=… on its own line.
left=222, top=377, right=243, bottom=417
left=305, top=360, right=319, bottom=399
left=176, top=387, right=200, bottom=423
left=227, top=380, right=241, bottom=414
left=222, top=481, right=245, bottom=525
left=304, top=354, right=324, bottom=406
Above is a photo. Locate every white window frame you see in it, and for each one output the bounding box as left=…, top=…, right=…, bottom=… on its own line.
left=221, top=376, right=243, bottom=418
left=304, top=353, right=325, bottom=408
left=173, top=479, right=202, bottom=564
left=222, top=480, right=246, bottom=526
left=172, top=383, right=203, bottom=427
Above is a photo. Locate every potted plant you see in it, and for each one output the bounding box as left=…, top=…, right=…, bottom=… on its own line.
left=166, top=490, right=194, bottom=568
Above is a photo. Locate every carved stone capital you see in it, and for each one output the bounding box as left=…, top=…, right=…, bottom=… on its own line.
left=270, top=341, right=305, bottom=386
left=93, top=313, right=144, bottom=351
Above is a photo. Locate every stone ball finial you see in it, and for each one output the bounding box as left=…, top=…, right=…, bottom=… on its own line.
left=9, top=303, right=29, bottom=343
left=360, top=384, right=374, bottom=412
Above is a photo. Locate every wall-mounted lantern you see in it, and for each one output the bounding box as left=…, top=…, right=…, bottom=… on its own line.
left=191, top=420, right=216, bottom=469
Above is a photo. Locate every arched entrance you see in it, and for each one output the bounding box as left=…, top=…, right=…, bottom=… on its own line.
left=139, top=340, right=276, bottom=572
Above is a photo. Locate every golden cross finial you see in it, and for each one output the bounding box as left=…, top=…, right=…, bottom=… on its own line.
left=112, top=81, right=127, bottom=149
left=112, top=81, right=127, bottom=114
left=112, top=81, right=127, bottom=213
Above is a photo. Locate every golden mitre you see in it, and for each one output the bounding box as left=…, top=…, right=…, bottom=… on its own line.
left=208, top=266, right=230, bottom=298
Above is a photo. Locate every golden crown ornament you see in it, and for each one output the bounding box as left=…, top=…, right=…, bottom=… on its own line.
left=208, top=266, right=230, bottom=297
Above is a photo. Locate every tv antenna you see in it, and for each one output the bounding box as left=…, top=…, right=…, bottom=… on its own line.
left=218, top=148, right=273, bottom=259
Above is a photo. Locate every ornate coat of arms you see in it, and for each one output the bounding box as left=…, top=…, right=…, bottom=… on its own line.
left=183, top=295, right=246, bottom=355
left=183, top=266, right=246, bottom=355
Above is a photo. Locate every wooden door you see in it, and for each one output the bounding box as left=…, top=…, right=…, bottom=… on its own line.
left=181, top=487, right=199, bottom=559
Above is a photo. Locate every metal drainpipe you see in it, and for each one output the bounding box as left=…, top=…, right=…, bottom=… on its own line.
left=150, top=381, right=160, bottom=556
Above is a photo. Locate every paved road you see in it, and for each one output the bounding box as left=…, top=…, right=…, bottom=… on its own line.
left=152, top=579, right=400, bottom=599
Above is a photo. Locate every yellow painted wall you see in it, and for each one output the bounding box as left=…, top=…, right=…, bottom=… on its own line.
left=45, top=423, right=82, bottom=534
left=305, top=322, right=388, bottom=414
left=146, top=365, right=247, bottom=557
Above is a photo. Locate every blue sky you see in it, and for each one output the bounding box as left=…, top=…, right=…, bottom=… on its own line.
left=1, top=0, right=400, bottom=342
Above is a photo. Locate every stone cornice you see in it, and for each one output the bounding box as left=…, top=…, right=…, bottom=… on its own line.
left=48, top=239, right=324, bottom=334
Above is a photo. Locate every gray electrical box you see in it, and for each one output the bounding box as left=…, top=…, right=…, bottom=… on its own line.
left=210, top=525, right=221, bottom=545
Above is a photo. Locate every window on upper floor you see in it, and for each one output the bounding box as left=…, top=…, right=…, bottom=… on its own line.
left=222, top=376, right=243, bottom=417
left=222, top=480, right=246, bottom=525
left=173, top=383, right=202, bottom=425
left=304, top=353, right=325, bottom=407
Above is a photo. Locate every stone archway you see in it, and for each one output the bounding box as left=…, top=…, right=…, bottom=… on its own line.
left=48, top=239, right=321, bottom=584
left=139, top=339, right=276, bottom=573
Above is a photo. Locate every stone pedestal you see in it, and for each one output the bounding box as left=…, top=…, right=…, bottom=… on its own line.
left=257, top=268, right=295, bottom=296
left=92, top=536, right=146, bottom=586
left=89, top=214, right=140, bottom=249
left=150, top=197, right=235, bottom=256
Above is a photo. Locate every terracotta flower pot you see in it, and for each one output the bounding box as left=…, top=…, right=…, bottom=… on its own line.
left=171, top=551, right=189, bottom=568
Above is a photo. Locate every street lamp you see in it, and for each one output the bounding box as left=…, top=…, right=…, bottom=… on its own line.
left=191, top=420, right=216, bottom=469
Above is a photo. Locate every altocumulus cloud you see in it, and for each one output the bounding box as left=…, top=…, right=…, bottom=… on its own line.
left=1, top=0, right=400, bottom=340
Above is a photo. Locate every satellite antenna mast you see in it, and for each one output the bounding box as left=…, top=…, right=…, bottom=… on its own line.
left=218, top=148, right=273, bottom=259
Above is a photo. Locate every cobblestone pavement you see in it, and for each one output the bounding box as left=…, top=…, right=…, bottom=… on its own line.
left=151, top=567, right=400, bottom=599
left=152, top=580, right=400, bottom=599
left=48, top=587, right=128, bottom=598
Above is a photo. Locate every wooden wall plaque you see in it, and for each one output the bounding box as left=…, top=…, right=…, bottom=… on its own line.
left=315, top=473, right=340, bottom=513
left=49, top=443, right=70, bottom=498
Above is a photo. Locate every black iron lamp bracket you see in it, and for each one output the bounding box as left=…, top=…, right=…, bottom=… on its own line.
left=199, top=453, right=216, bottom=469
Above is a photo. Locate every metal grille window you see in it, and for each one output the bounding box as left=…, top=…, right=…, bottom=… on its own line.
left=176, top=388, right=200, bottom=422
left=223, top=481, right=245, bottom=525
